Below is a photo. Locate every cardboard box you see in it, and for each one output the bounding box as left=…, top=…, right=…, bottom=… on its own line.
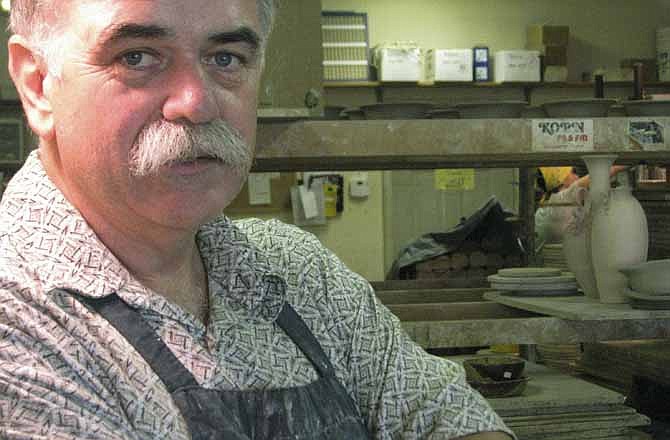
left=543, top=66, right=569, bottom=82
left=494, top=50, right=541, bottom=82
left=427, top=49, right=473, bottom=81
left=373, top=46, right=423, bottom=82
left=527, top=25, right=570, bottom=49
left=544, top=46, right=568, bottom=66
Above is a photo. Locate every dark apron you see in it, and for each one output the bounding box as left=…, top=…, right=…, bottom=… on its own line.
left=62, top=290, right=370, bottom=439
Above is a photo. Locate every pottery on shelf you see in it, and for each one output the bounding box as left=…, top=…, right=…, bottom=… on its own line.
left=622, top=100, right=670, bottom=117
left=452, top=101, right=528, bottom=119
left=560, top=183, right=600, bottom=300
left=584, top=155, right=648, bottom=303
left=359, top=102, right=434, bottom=119
left=619, top=259, right=670, bottom=295
left=542, top=98, right=617, bottom=118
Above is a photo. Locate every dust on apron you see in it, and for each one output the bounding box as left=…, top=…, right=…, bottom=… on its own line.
left=62, top=289, right=370, bottom=439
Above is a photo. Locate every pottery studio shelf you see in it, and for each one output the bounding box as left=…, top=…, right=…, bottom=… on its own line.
left=323, top=80, right=670, bottom=89
left=324, top=80, right=670, bottom=104
left=374, top=288, right=670, bottom=349
left=254, top=117, right=670, bottom=172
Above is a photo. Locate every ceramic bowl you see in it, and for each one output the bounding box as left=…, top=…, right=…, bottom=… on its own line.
left=429, top=108, right=460, bottom=119
left=452, top=101, right=528, bottom=119
left=619, top=259, right=670, bottom=295
left=341, top=108, right=365, bottom=120
left=521, top=106, right=547, bottom=118
left=360, top=102, right=434, bottom=120
left=322, top=106, right=347, bottom=120
left=468, top=376, right=529, bottom=398
left=542, top=98, right=617, bottom=118
left=463, top=356, right=525, bottom=381
left=622, top=100, right=670, bottom=116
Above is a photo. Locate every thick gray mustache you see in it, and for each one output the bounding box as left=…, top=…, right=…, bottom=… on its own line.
left=129, top=119, right=253, bottom=177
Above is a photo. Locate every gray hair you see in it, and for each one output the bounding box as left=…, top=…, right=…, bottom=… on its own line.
left=9, top=0, right=276, bottom=73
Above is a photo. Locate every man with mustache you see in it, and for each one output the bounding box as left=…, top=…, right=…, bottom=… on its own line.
left=0, top=0, right=513, bottom=439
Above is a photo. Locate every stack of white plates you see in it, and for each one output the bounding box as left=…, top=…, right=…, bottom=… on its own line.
left=541, top=244, right=569, bottom=271
left=620, top=259, right=670, bottom=309
left=658, top=27, right=670, bottom=81
left=624, top=288, right=670, bottom=310
left=488, top=267, right=579, bottom=296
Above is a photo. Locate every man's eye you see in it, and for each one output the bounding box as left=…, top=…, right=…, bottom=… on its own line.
left=120, top=51, right=160, bottom=68
left=206, top=51, right=243, bottom=69
left=215, top=52, right=233, bottom=67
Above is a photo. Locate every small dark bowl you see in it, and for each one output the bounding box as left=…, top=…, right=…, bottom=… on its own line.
left=464, top=356, right=525, bottom=381
left=469, top=376, right=529, bottom=398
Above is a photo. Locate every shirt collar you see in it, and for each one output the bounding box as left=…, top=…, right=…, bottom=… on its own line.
left=1, top=150, right=286, bottom=323
left=0, top=150, right=130, bottom=298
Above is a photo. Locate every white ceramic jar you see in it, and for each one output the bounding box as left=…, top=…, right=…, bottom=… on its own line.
left=585, top=155, right=648, bottom=303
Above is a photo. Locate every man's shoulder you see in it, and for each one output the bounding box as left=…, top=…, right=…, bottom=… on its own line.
left=0, top=257, right=42, bottom=305
left=231, top=217, right=326, bottom=256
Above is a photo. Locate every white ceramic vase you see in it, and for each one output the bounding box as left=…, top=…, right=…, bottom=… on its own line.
left=561, top=184, right=599, bottom=300
left=584, top=155, right=648, bottom=303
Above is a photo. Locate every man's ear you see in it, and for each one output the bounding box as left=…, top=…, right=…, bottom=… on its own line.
left=7, top=35, right=56, bottom=143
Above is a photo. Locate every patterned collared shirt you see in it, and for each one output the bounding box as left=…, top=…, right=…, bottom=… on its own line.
left=0, top=151, right=514, bottom=439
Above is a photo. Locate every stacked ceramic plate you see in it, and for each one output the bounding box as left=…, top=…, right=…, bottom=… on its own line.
left=541, top=244, right=569, bottom=271
left=486, top=361, right=650, bottom=440
left=536, top=344, right=583, bottom=374
left=487, top=267, right=579, bottom=296
left=620, top=259, right=670, bottom=309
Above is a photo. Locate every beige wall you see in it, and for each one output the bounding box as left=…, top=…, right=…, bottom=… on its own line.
left=227, top=171, right=386, bottom=281
left=322, top=0, right=670, bottom=81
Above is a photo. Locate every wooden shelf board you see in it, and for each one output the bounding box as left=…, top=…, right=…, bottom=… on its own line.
left=255, top=118, right=670, bottom=171
left=483, top=291, right=670, bottom=321
left=324, top=81, right=670, bottom=89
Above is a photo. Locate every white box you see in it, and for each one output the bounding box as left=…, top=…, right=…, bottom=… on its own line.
left=428, top=49, right=473, bottom=81
left=494, top=50, right=541, bottom=82
left=374, top=47, right=423, bottom=82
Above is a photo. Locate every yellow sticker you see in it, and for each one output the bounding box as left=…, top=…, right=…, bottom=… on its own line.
left=323, top=183, right=338, bottom=218
left=434, top=169, right=475, bottom=191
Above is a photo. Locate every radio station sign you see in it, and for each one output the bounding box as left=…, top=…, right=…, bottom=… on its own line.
left=532, top=119, right=595, bottom=152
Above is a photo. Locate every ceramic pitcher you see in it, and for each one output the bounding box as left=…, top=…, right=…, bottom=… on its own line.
left=561, top=183, right=599, bottom=300
left=584, top=155, right=648, bottom=303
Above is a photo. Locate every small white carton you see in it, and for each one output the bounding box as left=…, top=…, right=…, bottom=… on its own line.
left=374, top=46, right=423, bottom=82
left=428, top=49, right=473, bottom=81
left=494, top=50, right=541, bottom=82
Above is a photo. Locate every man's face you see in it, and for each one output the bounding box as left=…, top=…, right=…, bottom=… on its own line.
left=43, top=0, right=262, bottom=231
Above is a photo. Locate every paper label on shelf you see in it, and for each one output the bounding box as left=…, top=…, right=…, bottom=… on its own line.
left=532, top=119, right=594, bottom=152
left=248, top=173, right=272, bottom=205
left=628, top=119, right=666, bottom=151
left=298, top=185, right=319, bottom=219
left=434, top=169, right=475, bottom=190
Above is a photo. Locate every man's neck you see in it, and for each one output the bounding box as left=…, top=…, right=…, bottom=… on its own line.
left=99, top=220, right=211, bottom=324
left=95, top=218, right=211, bottom=324
left=41, top=148, right=212, bottom=323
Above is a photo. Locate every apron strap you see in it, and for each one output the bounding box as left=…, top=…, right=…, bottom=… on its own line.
left=57, top=289, right=199, bottom=392
left=60, top=289, right=335, bottom=385
left=275, top=303, right=336, bottom=378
